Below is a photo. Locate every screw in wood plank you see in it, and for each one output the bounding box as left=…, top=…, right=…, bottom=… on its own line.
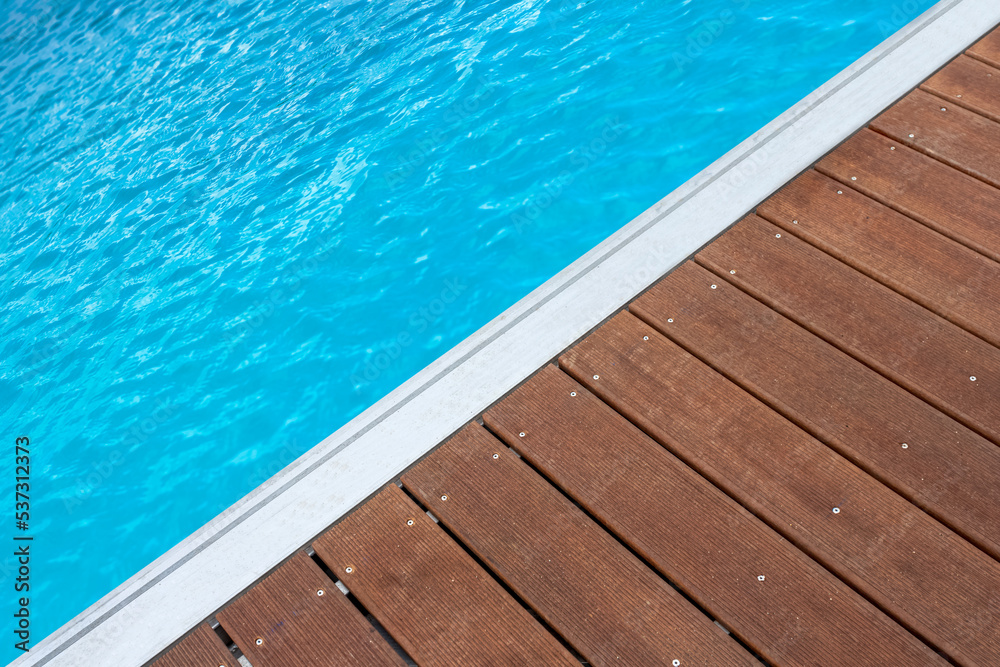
left=593, top=374, right=600, bottom=380
left=492, top=454, right=499, bottom=459
left=407, top=518, right=415, bottom=525
left=970, top=376, right=977, bottom=381
left=837, top=190, right=843, bottom=194
left=519, top=431, right=526, bottom=437
left=941, top=107, right=947, bottom=111
left=345, top=566, right=353, bottom=573
left=832, top=507, right=840, bottom=514
left=667, top=318, right=674, bottom=323
left=673, top=661, right=681, bottom=666
left=757, top=575, right=765, bottom=581
left=711, top=284, right=717, bottom=289
left=775, top=234, right=781, bottom=238
left=730, top=269, right=736, bottom=274
left=317, top=589, right=325, bottom=596
left=255, top=638, right=263, bottom=646
left=570, top=391, right=577, bottom=396
left=956, top=94, right=963, bottom=98
left=441, top=495, right=448, bottom=501
left=890, top=146, right=896, bottom=150
left=792, top=219, right=798, bottom=224
left=908, top=134, right=914, bottom=138
left=901, top=443, right=908, bottom=449
left=851, top=176, right=857, bottom=180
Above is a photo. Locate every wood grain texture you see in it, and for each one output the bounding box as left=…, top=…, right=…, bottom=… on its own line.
left=215, top=552, right=404, bottom=667
left=401, top=423, right=755, bottom=667
left=757, top=169, right=1000, bottom=348
left=969, top=26, right=1000, bottom=69
left=632, top=260, right=1000, bottom=561
left=483, top=365, right=941, bottom=667
left=923, top=54, right=1000, bottom=123
left=870, top=88, right=1000, bottom=188
left=816, top=128, right=1000, bottom=262
left=312, top=484, right=578, bottom=667
left=697, top=215, right=1000, bottom=446
left=559, top=311, right=1000, bottom=666
left=149, top=624, right=239, bottom=667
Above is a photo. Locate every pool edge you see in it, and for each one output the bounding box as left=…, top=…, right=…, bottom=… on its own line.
left=17, top=1, right=1000, bottom=665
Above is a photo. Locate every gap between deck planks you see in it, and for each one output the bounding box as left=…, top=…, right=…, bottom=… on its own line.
left=149, top=624, right=240, bottom=667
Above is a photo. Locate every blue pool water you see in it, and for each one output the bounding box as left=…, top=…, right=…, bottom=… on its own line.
left=0, top=0, right=935, bottom=658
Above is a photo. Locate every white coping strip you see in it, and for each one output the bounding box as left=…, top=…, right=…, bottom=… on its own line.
left=18, top=2, right=1000, bottom=665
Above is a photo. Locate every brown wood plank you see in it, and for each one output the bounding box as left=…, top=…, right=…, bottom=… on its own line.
left=150, top=624, right=239, bottom=667
left=870, top=88, right=1000, bottom=188
left=923, top=54, right=1000, bottom=123
left=401, top=423, right=756, bottom=667
left=698, top=214, right=1000, bottom=446
left=483, top=365, right=942, bottom=667
left=969, top=26, right=1000, bottom=69
left=559, top=311, right=1000, bottom=666
left=631, top=260, right=1000, bottom=561
left=215, top=551, right=405, bottom=667
left=312, top=484, right=578, bottom=667
left=757, top=169, right=1000, bottom=348
left=815, top=128, right=1000, bottom=262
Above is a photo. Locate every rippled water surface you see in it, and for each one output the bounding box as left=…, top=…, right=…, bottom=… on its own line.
left=0, top=0, right=934, bottom=657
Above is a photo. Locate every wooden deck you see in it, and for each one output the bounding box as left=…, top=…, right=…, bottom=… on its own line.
left=151, top=28, right=1000, bottom=667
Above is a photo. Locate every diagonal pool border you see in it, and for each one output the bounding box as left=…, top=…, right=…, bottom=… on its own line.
left=15, top=1, right=1000, bottom=664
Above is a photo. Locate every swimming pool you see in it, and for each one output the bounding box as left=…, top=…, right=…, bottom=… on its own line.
left=0, top=0, right=936, bottom=658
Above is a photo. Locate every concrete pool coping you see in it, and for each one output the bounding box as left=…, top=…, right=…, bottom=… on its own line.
left=17, top=1, right=1000, bottom=665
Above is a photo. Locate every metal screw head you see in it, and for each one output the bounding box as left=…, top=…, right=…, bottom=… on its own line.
left=908, top=134, right=914, bottom=138
left=758, top=575, right=765, bottom=581
left=407, top=519, right=414, bottom=525
left=970, top=376, right=977, bottom=381
left=775, top=234, right=781, bottom=238
left=492, top=453, right=499, bottom=460
left=667, top=318, right=673, bottom=323
left=957, top=94, right=962, bottom=98
left=593, top=374, right=600, bottom=380
left=837, top=190, right=843, bottom=194
left=792, top=219, right=798, bottom=224
left=851, top=176, right=857, bottom=180
left=255, top=638, right=263, bottom=646
left=890, top=146, right=896, bottom=150
left=643, top=335, right=649, bottom=340
left=901, top=443, right=908, bottom=449
left=941, top=107, right=947, bottom=111
left=832, top=507, right=840, bottom=514
left=730, top=270, right=736, bottom=274
left=345, top=566, right=353, bottom=573
left=317, top=589, right=325, bottom=596
left=570, top=391, right=576, bottom=396
left=441, top=495, right=448, bottom=501
left=519, top=431, right=525, bottom=437
left=673, top=661, right=681, bottom=667
left=711, top=284, right=717, bottom=289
